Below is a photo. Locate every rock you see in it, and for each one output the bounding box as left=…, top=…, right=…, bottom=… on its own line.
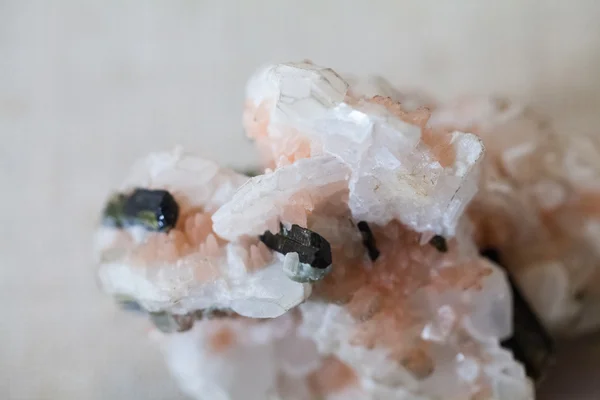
left=260, top=224, right=332, bottom=270
left=243, top=62, right=484, bottom=237
left=93, top=62, right=600, bottom=399
left=357, top=221, right=380, bottom=261
left=94, top=148, right=312, bottom=318
left=103, top=188, right=180, bottom=232
left=432, top=97, right=600, bottom=336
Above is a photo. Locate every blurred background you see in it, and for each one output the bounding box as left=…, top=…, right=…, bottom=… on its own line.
left=1, top=1, right=600, bottom=399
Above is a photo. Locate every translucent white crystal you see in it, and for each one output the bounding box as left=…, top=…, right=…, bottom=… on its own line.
left=212, top=155, right=350, bottom=241
left=120, top=146, right=248, bottom=212
left=155, top=317, right=293, bottom=400
left=433, top=97, right=600, bottom=335
left=227, top=262, right=312, bottom=318
left=244, top=61, right=484, bottom=236
left=281, top=252, right=332, bottom=283
left=463, top=260, right=513, bottom=341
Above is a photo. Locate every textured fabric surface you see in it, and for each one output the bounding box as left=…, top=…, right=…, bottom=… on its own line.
left=1, top=1, right=600, bottom=399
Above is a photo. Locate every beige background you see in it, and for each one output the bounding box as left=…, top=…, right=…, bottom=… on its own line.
left=2, top=1, right=600, bottom=399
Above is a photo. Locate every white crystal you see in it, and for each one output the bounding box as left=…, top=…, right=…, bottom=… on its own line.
left=120, top=146, right=248, bottom=212
left=95, top=149, right=311, bottom=318
left=212, top=155, right=350, bottom=241
left=244, top=61, right=484, bottom=236
left=433, top=97, right=600, bottom=335
left=281, top=252, right=332, bottom=283
left=155, top=317, right=293, bottom=400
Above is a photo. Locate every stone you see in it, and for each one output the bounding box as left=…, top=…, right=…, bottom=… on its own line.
left=212, top=155, right=350, bottom=241
left=357, top=221, right=380, bottom=261
left=94, top=62, right=600, bottom=400
left=431, top=97, right=600, bottom=336
left=103, top=188, right=180, bottom=232
left=281, top=252, right=333, bottom=283
left=150, top=311, right=195, bottom=333
left=260, top=224, right=332, bottom=269
left=243, top=61, right=484, bottom=237
left=94, top=148, right=312, bottom=319
left=428, top=235, right=448, bottom=253
left=123, top=188, right=179, bottom=232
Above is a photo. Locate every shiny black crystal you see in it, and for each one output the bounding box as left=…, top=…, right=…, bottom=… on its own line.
left=357, top=221, right=380, bottom=261
left=103, top=188, right=180, bottom=232
left=481, top=248, right=555, bottom=382
left=123, top=189, right=179, bottom=232
left=429, top=235, right=448, bottom=253
left=260, top=224, right=332, bottom=269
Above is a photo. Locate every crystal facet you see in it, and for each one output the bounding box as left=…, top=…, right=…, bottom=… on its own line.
left=103, top=188, right=180, bottom=232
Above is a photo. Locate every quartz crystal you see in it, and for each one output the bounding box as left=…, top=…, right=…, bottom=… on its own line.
left=94, top=61, right=600, bottom=400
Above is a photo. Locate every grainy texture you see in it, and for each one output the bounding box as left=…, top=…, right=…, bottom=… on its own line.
left=2, top=1, right=600, bottom=399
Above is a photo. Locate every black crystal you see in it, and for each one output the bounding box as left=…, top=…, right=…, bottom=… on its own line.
left=260, top=224, right=332, bottom=269
left=357, top=221, right=380, bottom=261
left=149, top=311, right=195, bottom=333
left=194, top=308, right=236, bottom=320
left=103, top=188, right=180, bottom=232
left=429, top=235, right=448, bottom=253
left=481, top=248, right=555, bottom=383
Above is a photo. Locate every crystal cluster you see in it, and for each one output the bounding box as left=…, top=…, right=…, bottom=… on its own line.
left=93, top=61, right=599, bottom=399
left=428, top=98, right=600, bottom=336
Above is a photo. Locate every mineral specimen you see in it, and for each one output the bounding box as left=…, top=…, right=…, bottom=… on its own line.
left=260, top=224, right=333, bottom=282
left=481, top=249, right=554, bottom=383
left=94, top=149, right=312, bottom=318
left=103, top=188, right=180, bottom=232
left=94, top=61, right=600, bottom=400
left=357, top=221, right=380, bottom=261
left=430, top=98, right=600, bottom=336
left=150, top=311, right=195, bottom=334
left=260, top=224, right=332, bottom=269
left=428, top=235, right=448, bottom=253
left=242, top=62, right=484, bottom=237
